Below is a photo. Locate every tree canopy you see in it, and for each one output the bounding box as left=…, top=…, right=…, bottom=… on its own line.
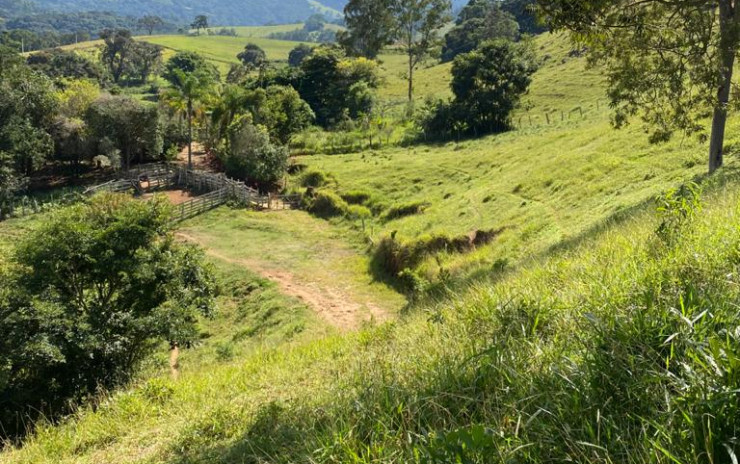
left=538, top=0, right=740, bottom=173
left=0, top=193, right=216, bottom=438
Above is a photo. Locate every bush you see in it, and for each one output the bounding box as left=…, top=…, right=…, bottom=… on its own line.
left=300, top=169, right=330, bottom=188
left=341, top=190, right=372, bottom=205
left=372, top=228, right=503, bottom=277
left=222, top=118, right=289, bottom=188
left=0, top=193, right=217, bottom=439
left=307, top=190, right=349, bottom=218
left=383, top=201, right=431, bottom=221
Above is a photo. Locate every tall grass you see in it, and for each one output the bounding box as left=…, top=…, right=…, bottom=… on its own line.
left=6, top=174, right=740, bottom=464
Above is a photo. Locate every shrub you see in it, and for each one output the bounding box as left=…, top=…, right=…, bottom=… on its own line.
left=307, top=191, right=350, bottom=218
left=341, top=190, right=373, bottom=205
left=301, top=169, right=330, bottom=188
left=223, top=118, right=289, bottom=187
left=372, top=228, right=503, bottom=277
left=383, top=201, right=431, bottom=221
left=0, top=193, right=217, bottom=439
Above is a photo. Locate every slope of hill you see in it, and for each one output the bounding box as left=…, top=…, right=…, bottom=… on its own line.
left=26, top=0, right=341, bottom=25
left=4, top=30, right=740, bottom=464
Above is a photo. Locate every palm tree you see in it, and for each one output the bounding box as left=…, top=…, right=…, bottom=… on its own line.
left=210, top=84, right=250, bottom=147
left=162, top=69, right=214, bottom=169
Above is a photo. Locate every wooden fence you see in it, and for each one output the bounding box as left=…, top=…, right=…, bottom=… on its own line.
left=82, top=164, right=299, bottom=222
left=173, top=187, right=229, bottom=222
left=83, top=179, right=141, bottom=195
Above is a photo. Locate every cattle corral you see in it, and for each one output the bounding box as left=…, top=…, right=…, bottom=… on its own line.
left=83, top=163, right=302, bottom=220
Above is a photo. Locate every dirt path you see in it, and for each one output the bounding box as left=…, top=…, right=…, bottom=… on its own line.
left=176, top=232, right=390, bottom=331
left=176, top=142, right=210, bottom=170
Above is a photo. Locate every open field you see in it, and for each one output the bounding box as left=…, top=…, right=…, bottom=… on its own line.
left=294, top=33, right=736, bottom=281
left=178, top=207, right=406, bottom=329
left=6, top=169, right=740, bottom=463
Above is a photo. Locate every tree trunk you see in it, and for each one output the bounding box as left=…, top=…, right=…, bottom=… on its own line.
left=709, top=0, right=738, bottom=174
left=187, top=100, right=193, bottom=170
left=408, top=52, right=414, bottom=102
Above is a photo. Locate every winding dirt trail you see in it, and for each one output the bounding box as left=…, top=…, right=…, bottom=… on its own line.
left=176, top=232, right=390, bottom=331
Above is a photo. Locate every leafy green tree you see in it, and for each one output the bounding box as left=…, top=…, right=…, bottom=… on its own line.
left=441, top=0, right=519, bottom=62
left=163, top=50, right=219, bottom=84
left=0, top=193, right=216, bottom=438
left=421, top=39, right=536, bottom=139
left=26, top=48, right=104, bottom=80
left=0, top=48, right=57, bottom=176
left=538, top=0, right=740, bottom=174
left=223, top=116, right=289, bottom=187
left=501, top=0, right=545, bottom=34
left=260, top=85, right=315, bottom=144
left=338, top=0, right=396, bottom=58
left=298, top=47, right=380, bottom=127
left=237, top=43, right=267, bottom=68
left=0, top=151, right=26, bottom=219
left=288, top=43, right=313, bottom=67
left=137, top=15, right=165, bottom=35
left=51, top=116, right=91, bottom=176
left=304, top=13, right=327, bottom=32
left=451, top=39, right=536, bottom=134
left=162, top=68, right=215, bottom=169
left=128, top=41, right=163, bottom=82
left=99, top=28, right=134, bottom=83
left=86, top=95, right=162, bottom=170
left=391, top=0, right=452, bottom=101
left=191, top=15, right=208, bottom=35
left=2, top=117, right=54, bottom=175
left=56, top=79, right=101, bottom=118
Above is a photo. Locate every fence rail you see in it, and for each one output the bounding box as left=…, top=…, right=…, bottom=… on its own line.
left=174, top=187, right=228, bottom=222
left=81, top=164, right=293, bottom=222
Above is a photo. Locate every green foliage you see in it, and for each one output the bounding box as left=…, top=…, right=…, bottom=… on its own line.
left=538, top=0, right=739, bottom=172
left=300, top=169, right=330, bottom=188
left=269, top=19, right=336, bottom=44
left=237, top=43, right=267, bottom=67
left=222, top=118, right=289, bottom=187
left=306, top=190, right=350, bottom=218
left=297, top=47, right=380, bottom=127
left=163, top=51, right=220, bottom=86
left=260, top=85, right=315, bottom=144
left=0, top=193, right=216, bottom=438
left=442, top=0, right=519, bottom=62
left=422, top=39, right=537, bottom=139
left=190, top=15, right=209, bottom=34
left=338, top=0, right=396, bottom=58
left=86, top=95, right=162, bottom=169
left=655, top=182, right=703, bottom=245
left=288, top=44, right=313, bottom=67
left=500, top=0, right=546, bottom=34
left=26, top=48, right=104, bottom=80
left=137, top=15, right=165, bottom=35
left=392, top=0, right=452, bottom=100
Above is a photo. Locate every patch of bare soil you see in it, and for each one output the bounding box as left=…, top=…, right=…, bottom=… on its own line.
left=176, top=232, right=389, bottom=331
left=141, top=188, right=197, bottom=205
left=176, top=142, right=210, bottom=170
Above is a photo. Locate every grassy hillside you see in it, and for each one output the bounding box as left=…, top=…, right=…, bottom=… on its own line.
left=6, top=29, right=740, bottom=464
left=5, top=171, right=740, bottom=464
left=296, top=33, right=739, bottom=283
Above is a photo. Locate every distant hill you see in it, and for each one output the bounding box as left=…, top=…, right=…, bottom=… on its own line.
left=2, top=0, right=471, bottom=28
left=24, top=0, right=342, bottom=26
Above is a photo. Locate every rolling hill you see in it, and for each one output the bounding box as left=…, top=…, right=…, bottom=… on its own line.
left=3, top=25, right=740, bottom=464
left=2, top=0, right=343, bottom=27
